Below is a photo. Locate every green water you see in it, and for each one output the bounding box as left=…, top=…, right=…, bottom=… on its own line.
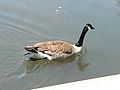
left=0, top=0, right=120, bottom=90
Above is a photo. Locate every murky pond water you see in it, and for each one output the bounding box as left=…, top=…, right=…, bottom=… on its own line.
left=0, top=0, right=120, bottom=90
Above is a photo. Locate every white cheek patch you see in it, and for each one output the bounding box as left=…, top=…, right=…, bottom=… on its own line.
left=86, top=25, right=91, bottom=30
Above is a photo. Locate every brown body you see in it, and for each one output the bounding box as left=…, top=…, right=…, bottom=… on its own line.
left=25, top=41, right=78, bottom=60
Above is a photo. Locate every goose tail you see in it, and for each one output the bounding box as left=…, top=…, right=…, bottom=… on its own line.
left=24, top=46, right=38, bottom=53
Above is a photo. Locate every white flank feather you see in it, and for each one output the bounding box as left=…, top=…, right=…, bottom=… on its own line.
left=38, top=52, right=52, bottom=60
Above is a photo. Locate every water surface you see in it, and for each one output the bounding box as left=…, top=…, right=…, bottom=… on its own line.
left=0, top=0, right=120, bottom=90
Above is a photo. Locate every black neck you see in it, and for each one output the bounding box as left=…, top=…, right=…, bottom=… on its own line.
left=75, top=26, right=89, bottom=47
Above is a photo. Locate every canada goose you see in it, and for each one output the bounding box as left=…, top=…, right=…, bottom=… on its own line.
left=24, top=23, right=95, bottom=61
